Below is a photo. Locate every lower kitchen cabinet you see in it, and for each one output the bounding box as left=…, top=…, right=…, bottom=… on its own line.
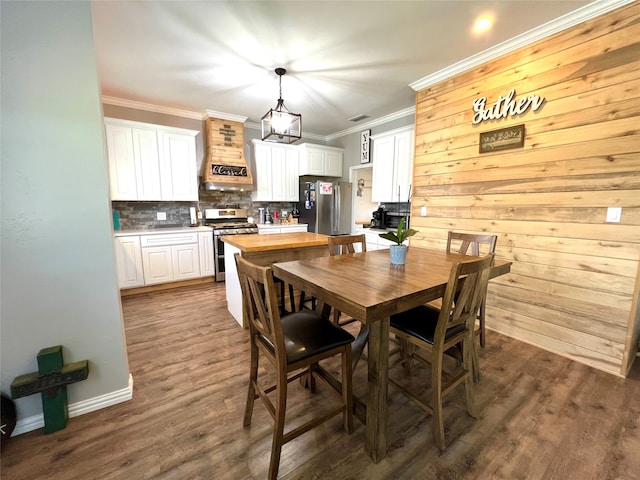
left=365, top=231, right=395, bottom=250
left=141, top=243, right=200, bottom=285
left=140, top=232, right=200, bottom=285
left=114, top=229, right=214, bottom=289
left=114, top=236, right=144, bottom=288
left=198, top=231, right=214, bottom=277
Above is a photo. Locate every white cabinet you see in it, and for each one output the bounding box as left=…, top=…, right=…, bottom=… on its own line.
left=371, top=127, right=414, bottom=202
left=365, top=231, right=395, bottom=251
left=299, top=144, right=343, bottom=177
left=198, top=231, right=214, bottom=277
left=258, top=224, right=308, bottom=234
left=251, top=140, right=299, bottom=202
left=105, top=118, right=199, bottom=201
left=114, top=235, right=144, bottom=288
left=140, top=232, right=200, bottom=285
left=159, top=131, right=199, bottom=201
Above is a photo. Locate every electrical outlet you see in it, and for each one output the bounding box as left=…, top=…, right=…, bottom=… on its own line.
left=157, top=212, right=167, bottom=221
left=421, top=206, right=427, bottom=216
left=605, top=207, right=621, bottom=223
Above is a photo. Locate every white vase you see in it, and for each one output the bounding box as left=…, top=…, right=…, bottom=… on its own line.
left=389, top=244, right=407, bottom=265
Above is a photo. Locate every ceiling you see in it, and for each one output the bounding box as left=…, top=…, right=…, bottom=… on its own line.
left=91, top=0, right=594, bottom=138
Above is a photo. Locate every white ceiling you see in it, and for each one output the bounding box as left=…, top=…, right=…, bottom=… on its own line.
left=91, top=0, right=596, bottom=138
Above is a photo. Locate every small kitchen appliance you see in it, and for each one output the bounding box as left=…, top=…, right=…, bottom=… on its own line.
left=385, top=211, right=410, bottom=229
left=371, top=207, right=386, bottom=229
left=204, top=208, right=258, bottom=282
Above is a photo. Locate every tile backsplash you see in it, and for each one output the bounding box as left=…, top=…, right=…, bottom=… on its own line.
left=112, top=189, right=301, bottom=229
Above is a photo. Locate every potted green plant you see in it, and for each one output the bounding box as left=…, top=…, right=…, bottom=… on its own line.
left=379, top=217, right=418, bottom=264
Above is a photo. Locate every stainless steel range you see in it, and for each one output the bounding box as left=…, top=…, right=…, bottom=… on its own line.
left=204, top=208, right=258, bottom=282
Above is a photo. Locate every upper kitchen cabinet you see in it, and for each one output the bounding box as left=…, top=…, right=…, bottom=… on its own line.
left=299, top=143, right=343, bottom=177
left=251, top=139, right=299, bottom=202
left=105, top=117, right=199, bottom=201
left=371, top=126, right=414, bottom=203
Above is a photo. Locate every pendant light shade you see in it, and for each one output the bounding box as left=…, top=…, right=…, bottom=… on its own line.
left=261, top=68, right=301, bottom=144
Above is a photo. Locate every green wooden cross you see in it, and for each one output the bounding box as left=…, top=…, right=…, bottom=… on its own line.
left=10, top=346, right=89, bottom=434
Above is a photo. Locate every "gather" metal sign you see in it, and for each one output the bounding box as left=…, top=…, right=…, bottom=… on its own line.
left=472, top=89, right=545, bottom=125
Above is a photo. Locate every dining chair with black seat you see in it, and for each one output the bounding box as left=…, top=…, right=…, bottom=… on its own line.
left=235, top=253, right=355, bottom=480
left=446, top=231, right=498, bottom=349
left=388, top=254, right=493, bottom=451
left=327, top=234, right=366, bottom=326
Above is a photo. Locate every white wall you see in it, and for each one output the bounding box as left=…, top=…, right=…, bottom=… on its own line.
left=1, top=1, right=130, bottom=428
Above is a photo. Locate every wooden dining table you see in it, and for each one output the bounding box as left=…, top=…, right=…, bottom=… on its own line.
left=272, top=246, right=512, bottom=463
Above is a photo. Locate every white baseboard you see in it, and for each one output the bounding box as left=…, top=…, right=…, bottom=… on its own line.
left=12, top=373, right=133, bottom=436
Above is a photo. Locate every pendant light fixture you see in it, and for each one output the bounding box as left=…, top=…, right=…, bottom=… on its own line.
left=261, top=68, right=301, bottom=144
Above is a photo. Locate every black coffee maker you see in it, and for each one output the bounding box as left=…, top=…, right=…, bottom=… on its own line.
left=371, top=207, right=386, bottom=229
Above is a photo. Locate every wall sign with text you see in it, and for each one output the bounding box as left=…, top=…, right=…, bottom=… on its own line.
left=361, top=129, right=371, bottom=163
left=479, top=124, right=525, bottom=153
left=472, top=89, right=544, bottom=125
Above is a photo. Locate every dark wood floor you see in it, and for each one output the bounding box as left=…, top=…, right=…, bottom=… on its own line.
left=2, top=282, right=639, bottom=479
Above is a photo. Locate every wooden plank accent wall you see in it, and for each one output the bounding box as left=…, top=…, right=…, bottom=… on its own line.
left=411, top=2, right=640, bottom=377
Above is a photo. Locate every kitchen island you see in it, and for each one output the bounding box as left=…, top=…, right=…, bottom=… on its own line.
left=222, top=232, right=329, bottom=327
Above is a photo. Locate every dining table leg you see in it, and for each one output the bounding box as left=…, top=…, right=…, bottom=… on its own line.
left=365, top=316, right=389, bottom=463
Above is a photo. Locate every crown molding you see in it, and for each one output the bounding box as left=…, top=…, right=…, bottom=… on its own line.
left=410, top=0, right=635, bottom=92
left=326, top=106, right=416, bottom=142
left=101, top=96, right=203, bottom=120
left=202, top=109, right=247, bottom=123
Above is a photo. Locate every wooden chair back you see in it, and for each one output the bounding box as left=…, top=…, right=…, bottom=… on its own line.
left=235, top=253, right=284, bottom=363
left=445, top=231, right=497, bottom=353
left=436, top=254, right=494, bottom=345
left=326, top=234, right=366, bottom=327
left=446, top=231, right=497, bottom=257
left=328, top=234, right=366, bottom=256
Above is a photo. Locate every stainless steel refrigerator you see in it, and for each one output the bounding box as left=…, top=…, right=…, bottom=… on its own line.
left=298, top=181, right=352, bottom=235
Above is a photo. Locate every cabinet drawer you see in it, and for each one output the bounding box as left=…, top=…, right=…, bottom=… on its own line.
left=140, top=232, right=199, bottom=247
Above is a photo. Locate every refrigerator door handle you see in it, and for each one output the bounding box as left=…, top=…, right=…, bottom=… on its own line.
left=333, top=184, right=340, bottom=234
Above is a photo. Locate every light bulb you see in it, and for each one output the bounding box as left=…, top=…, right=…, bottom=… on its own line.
left=271, top=111, right=292, bottom=133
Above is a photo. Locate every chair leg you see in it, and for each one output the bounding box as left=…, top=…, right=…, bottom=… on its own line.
left=471, top=339, right=481, bottom=384
left=308, top=364, right=317, bottom=393
left=479, top=302, right=486, bottom=348
left=431, top=352, right=446, bottom=451
left=342, top=346, right=354, bottom=434
left=462, top=336, right=478, bottom=418
left=287, top=283, right=296, bottom=313
left=404, top=342, right=416, bottom=376
left=268, top=368, right=288, bottom=480
left=243, top=341, right=259, bottom=427
left=351, top=325, right=369, bottom=373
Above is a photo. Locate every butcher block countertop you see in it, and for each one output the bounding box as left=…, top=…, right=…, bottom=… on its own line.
left=221, top=232, right=329, bottom=253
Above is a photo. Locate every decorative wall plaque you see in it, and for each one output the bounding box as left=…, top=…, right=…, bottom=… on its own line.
left=479, top=124, right=525, bottom=153
left=361, top=129, right=371, bottom=163
left=472, top=89, right=544, bottom=125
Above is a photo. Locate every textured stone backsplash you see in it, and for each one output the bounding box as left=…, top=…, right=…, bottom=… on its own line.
left=112, top=189, right=301, bottom=229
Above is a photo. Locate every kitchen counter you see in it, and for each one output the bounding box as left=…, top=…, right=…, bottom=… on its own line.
left=222, top=231, right=327, bottom=253
left=113, top=226, right=211, bottom=237
left=222, top=232, right=330, bottom=328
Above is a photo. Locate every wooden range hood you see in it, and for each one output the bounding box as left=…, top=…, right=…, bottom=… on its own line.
left=202, top=117, right=254, bottom=191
